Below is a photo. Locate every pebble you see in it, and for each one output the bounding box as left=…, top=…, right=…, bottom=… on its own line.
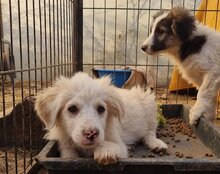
left=159, top=152, right=164, bottom=156
left=129, top=154, right=133, bottom=158
left=175, top=152, right=180, bottom=156
left=166, top=152, right=170, bottom=156
left=161, top=94, right=168, bottom=100
left=129, top=146, right=136, bottom=152
left=205, top=153, right=213, bottom=157
left=148, top=153, right=155, bottom=158
left=179, top=154, right=184, bottom=158
left=157, top=118, right=199, bottom=160
left=161, top=133, right=167, bottom=137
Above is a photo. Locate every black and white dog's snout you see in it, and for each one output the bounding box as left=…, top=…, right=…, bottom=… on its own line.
left=141, top=45, right=148, bottom=52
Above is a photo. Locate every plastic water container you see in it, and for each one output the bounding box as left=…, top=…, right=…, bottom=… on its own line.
left=94, top=69, right=131, bottom=87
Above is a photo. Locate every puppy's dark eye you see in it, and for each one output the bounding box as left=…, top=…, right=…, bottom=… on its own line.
left=68, top=105, right=79, bottom=114
left=157, top=28, right=165, bottom=35
left=97, top=105, right=105, bottom=114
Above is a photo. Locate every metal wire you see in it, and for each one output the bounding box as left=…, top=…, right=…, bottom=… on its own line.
left=83, top=7, right=220, bottom=12
left=39, top=0, right=43, bottom=89
left=82, top=0, right=217, bottom=107
left=0, top=1, right=76, bottom=173
left=44, top=0, right=48, bottom=87
left=49, top=0, right=53, bottom=84
left=9, top=0, right=18, bottom=173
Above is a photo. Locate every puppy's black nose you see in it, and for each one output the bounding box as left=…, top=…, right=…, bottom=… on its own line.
left=83, top=128, right=99, bottom=141
left=141, top=45, right=148, bottom=52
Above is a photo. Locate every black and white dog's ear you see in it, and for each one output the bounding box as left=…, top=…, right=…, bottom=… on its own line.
left=169, top=7, right=196, bottom=41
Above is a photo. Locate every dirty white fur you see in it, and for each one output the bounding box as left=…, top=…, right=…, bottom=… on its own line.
left=174, top=23, right=220, bottom=126
left=142, top=8, right=220, bottom=125
left=35, top=72, right=167, bottom=165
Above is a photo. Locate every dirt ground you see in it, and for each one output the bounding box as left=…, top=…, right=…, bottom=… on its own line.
left=0, top=80, right=46, bottom=117
left=0, top=148, right=33, bottom=174
left=0, top=80, right=45, bottom=173
left=156, top=87, right=196, bottom=106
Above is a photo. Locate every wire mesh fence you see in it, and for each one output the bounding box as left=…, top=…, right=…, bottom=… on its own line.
left=0, top=0, right=82, bottom=173
left=82, top=0, right=220, bottom=111
left=0, top=0, right=220, bottom=173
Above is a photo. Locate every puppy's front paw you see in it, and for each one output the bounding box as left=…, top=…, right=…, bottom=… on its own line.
left=149, top=138, right=168, bottom=152
left=189, top=107, right=203, bottom=126
left=94, top=144, right=121, bottom=165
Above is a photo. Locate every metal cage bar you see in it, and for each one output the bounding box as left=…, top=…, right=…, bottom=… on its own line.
left=0, top=1, right=80, bottom=173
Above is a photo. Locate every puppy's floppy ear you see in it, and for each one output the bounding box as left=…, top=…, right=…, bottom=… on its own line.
left=35, top=77, right=67, bottom=129
left=97, top=75, right=125, bottom=121
left=169, top=7, right=196, bottom=41
left=105, top=91, right=125, bottom=122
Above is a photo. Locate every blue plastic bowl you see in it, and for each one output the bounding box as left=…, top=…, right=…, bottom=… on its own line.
left=94, top=69, right=131, bottom=87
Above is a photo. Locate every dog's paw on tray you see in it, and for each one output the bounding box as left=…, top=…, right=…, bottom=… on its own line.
left=148, top=139, right=168, bottom=153
left=94, top=146, right=120, bottom=165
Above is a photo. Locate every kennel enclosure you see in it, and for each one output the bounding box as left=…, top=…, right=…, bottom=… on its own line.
left=1, top=0, right=220, bottom=173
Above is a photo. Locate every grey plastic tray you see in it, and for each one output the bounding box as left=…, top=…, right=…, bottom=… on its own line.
left=33, top=104, right=220, bottom=174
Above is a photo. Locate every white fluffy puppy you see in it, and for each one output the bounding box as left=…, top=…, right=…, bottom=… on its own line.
left=35, top=72, right=167, bottom=165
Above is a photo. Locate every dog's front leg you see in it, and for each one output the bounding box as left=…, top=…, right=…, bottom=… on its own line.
left=94, top=140, right=127, bottom=165
left=93, top=116, right=127, bottom=165
left=189, top=72, right=220, bottom=125
left=144, top=131, right=168, bottom=151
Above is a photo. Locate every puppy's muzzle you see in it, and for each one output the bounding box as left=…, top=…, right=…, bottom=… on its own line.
left=141, top=45, right=148, bottom=52
left=83, top=128, right=99, bottom=141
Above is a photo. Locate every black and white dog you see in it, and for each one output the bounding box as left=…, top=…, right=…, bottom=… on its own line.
left=141, top=7, right=220, bottom=125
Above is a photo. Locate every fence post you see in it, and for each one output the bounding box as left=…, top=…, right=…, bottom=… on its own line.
left=73, top=0, right=83, bottom=72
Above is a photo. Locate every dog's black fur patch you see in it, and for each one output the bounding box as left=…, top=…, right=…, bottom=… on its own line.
left=151, top=18, right=173, bottom=52
left=169, top=7, right=196, bottom=41
left=156, top=18, right=173, bottom=34
left=179, top=35, right=207, bottom=61
left=172, top=16, right=196, bottom=42
left=152, top=36, right=167, bottom=52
